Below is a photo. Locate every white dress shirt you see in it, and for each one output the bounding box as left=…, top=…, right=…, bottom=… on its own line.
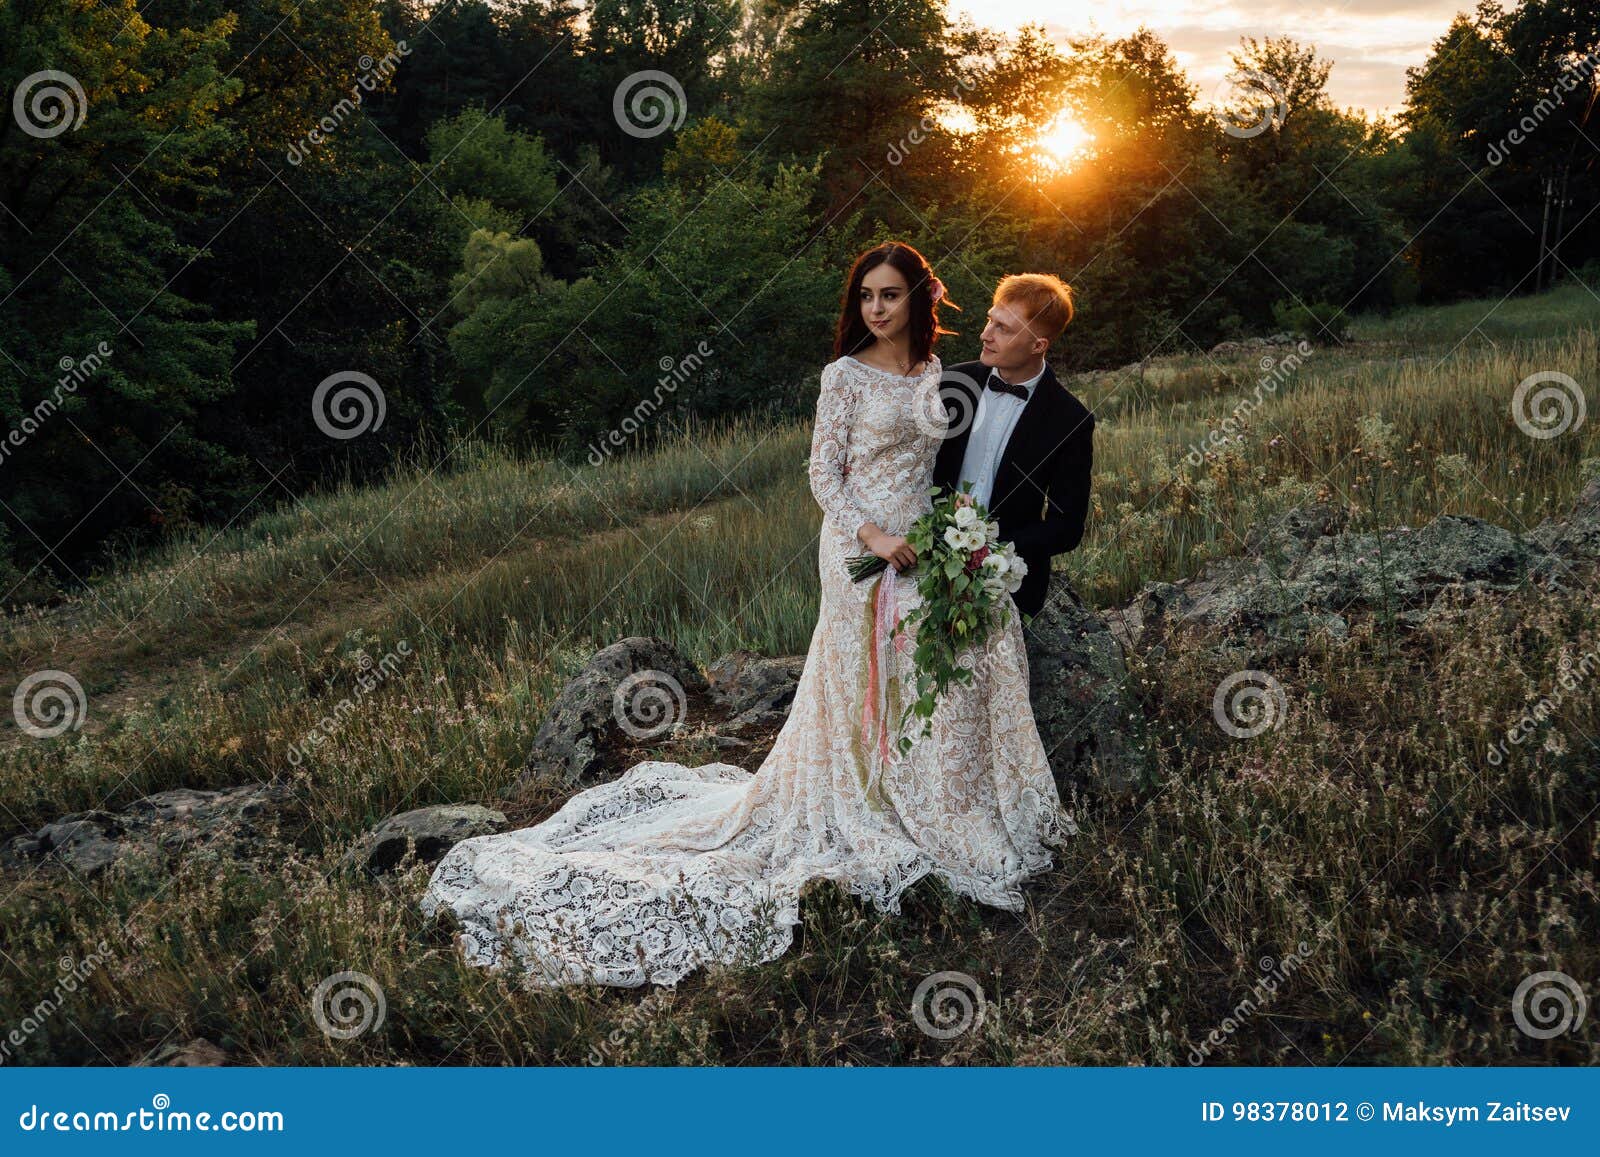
left=956, top=361, right=1048, bottom=509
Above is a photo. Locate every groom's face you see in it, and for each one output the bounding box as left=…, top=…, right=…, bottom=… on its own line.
left=980, top=301, right=1047, bottom=371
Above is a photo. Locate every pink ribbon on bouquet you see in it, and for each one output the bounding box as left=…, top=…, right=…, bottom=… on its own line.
left=861, top=569, right=913, bottom=801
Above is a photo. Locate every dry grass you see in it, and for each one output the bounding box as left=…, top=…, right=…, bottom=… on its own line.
left=1, top=284, right=1596, bottom=1065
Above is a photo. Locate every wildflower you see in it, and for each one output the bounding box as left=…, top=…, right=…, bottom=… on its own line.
left=1357, top=412, right=1397, bottom=461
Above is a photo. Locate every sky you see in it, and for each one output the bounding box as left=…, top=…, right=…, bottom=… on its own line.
left=950, top=0, right=1468, bottom=117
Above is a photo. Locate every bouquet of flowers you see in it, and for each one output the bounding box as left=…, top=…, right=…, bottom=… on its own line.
left=846, top=482, right=1028, bottom=756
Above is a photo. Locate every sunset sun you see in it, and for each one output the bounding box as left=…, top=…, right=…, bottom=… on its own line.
left=1034, top=111, right=1095, bottom=171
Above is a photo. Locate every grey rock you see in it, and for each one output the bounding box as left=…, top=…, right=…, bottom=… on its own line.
left=1528, top=476, right=1600, bottom=579
left=347, top=804, right=508, bottom=875
left=34, top=817, right=124, bottom=876
left=1210, top=334, right=1299, bottom=355
left=520, top=635, right=708, bottom=789
left=1024, top=583, right=1153, bottom=797
left=8, top=784, right=295, bottom=877
left=1126, top=506, right=1537, bottom=663
left=138, top=1038, right=230, bottom=1067
left=1242, top=502, right=1350, bottom=571
left=707, top=650, right=805, bottom=736
left=128, top=787, right=275, bottom=821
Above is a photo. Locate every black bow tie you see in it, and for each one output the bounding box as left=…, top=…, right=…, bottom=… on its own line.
left=984, top=371, right=1029, bottom=401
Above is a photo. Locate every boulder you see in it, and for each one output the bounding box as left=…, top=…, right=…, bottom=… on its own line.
left=1023, top=583, right=1153, bottom=796
left=1123, top=506, right=1536, bottom=662
left=138, top=1038, right=230, bottom=1066
left=519, top=635, right=708, bottom=788
left=29, top=816, right=123, bottom=875
left=1528, top=475, right=1600, bottom=578
left=706, top=650, right=805, bottom=736
left=346, top=804, right=508, bottom=875
left=1210, top=333, right=1302, bottom=355
left=5, top=784, right=294, bottom=878
left=1243, top=501, right=1350, bottom=571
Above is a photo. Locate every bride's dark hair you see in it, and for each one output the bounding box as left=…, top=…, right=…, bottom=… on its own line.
left=832, top=240, right=959, bottom=367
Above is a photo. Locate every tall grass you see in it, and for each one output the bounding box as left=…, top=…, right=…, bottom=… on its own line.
left=1, top=284, right=1596, bottom=1065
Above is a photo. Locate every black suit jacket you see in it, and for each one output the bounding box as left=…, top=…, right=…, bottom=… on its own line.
left=931, top=359, right=1095, bottom=620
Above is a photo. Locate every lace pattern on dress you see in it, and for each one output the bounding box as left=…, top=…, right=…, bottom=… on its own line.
left=421, top=353, right=1077, bottom=988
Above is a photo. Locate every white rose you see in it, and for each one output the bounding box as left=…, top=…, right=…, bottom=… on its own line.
left=1009, top=555, right=1028, bottom=580
left=943, top=525, right=966, bottom=549
left=981, top=552, right=1009, bottom=574
left=964, top=528, right=986, bottom=551
left=953, top=505, right=978, bottom=528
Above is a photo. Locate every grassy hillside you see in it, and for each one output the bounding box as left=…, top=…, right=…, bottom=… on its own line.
left=1, top=283, right=1597, bottom=1065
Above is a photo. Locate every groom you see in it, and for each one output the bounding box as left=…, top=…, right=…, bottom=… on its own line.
left=932, top=273, right=1095, bottom=623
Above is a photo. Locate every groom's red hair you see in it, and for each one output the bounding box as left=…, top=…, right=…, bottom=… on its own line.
left=994, top=273, right=1075, bottom=345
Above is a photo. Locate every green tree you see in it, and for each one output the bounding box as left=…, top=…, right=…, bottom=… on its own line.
left=450, top=159, right=836, bottom=453
left=588, top=0, right=742, bottom=178
left=0, top=0, right=254, bottom=584
left=748, top=0, right=981, bottom=222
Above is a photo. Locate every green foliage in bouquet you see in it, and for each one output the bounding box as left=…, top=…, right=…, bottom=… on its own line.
left=846, top=482, right=1023, bottom=755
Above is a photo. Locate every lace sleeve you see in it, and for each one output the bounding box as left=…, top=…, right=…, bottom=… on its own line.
left=808, top=361, right=872, bottom=541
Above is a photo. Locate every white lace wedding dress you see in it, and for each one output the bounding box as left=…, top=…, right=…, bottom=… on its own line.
left=421, top=353, right=1076, bottom=987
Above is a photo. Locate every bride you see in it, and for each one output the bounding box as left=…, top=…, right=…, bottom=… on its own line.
left=421, top=241, right=1077, bottom=988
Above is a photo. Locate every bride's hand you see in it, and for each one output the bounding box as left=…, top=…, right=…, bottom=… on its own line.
left=867, top=529, right=917, bottom=572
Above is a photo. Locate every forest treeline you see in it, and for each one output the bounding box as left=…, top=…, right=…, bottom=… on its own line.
left=0, top=0, right=1596, bottom=599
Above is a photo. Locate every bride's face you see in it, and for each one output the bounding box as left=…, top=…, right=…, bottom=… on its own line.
left=859, top=263, right=913, bottom=345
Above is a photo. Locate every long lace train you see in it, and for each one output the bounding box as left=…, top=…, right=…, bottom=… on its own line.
left=421, top=354, right=1076, bottom=987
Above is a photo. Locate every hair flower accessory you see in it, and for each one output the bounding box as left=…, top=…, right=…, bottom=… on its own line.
left=929, top=277, right=945, bottom=303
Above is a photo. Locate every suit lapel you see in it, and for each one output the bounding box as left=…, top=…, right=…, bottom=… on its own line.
left=934, top=366, right=982, bottom=490
left=990, top=362, right=1055, bottom=509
